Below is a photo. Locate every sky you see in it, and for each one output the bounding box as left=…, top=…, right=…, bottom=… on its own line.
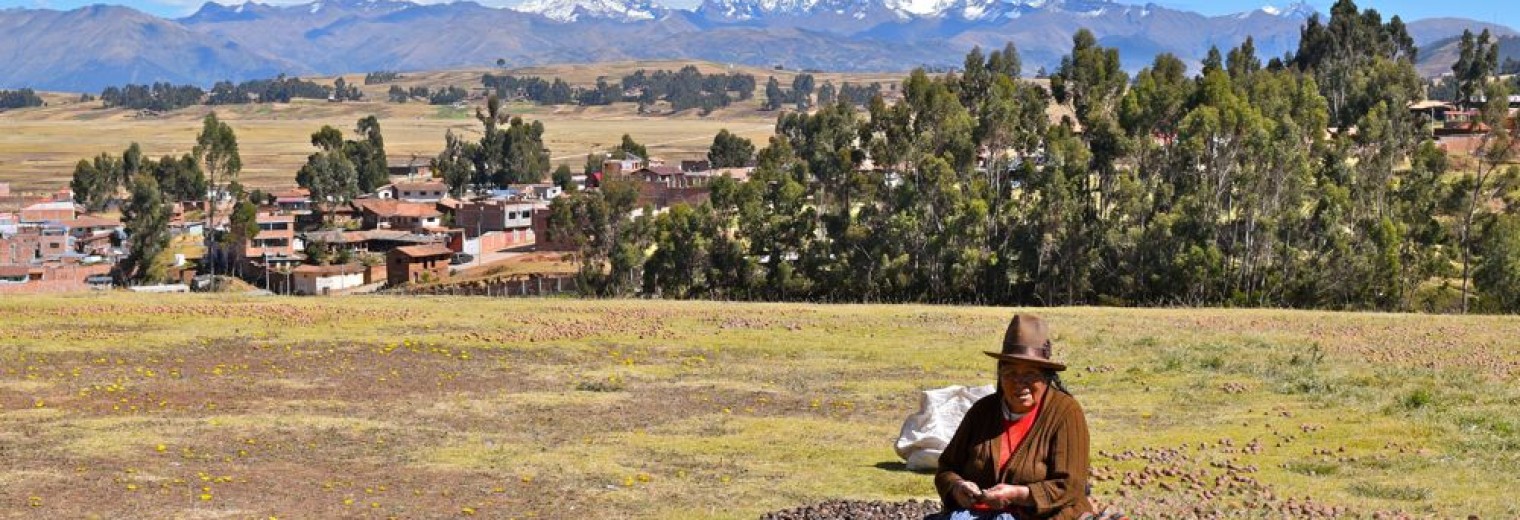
left=3, top=0, right=1516, bottom=28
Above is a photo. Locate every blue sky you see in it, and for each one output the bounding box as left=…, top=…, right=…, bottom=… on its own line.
left=4, top=0, right=1516, bottom=28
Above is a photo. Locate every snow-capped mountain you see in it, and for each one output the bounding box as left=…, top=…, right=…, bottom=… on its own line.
left=694, top=0, right=884, bottom=21
left=514, top=0, right=666, bottom=22
left=697, top=0, right=1120, bottom=22
left=2, top=0, right=1507, bottom=92
left=1256, top=1, right=1317, bottom=19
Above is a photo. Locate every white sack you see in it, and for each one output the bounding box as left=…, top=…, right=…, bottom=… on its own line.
left=894, top=384, right=995, bottom=471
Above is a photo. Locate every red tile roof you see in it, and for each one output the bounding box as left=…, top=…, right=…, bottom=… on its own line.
left=392, top=244, right=453, bottom=258
left=60, top=215, right=123, bottom=229
left=354, top=199, right=442, bottom=218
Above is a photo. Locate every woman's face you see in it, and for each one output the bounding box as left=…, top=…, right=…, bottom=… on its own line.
left=999, top=362, right=1047, bottom=414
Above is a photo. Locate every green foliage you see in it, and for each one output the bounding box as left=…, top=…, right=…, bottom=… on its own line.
left=331, top=77, right=362, bottom=101
left=1347, top=482, right=1431, bottom=501
left=364, top=71, right=401, bottom=85
left=791, top=74, right=815, bottom=110
left=483, top=74, right=575, bottom=104
left=349, top=116, right=389, bottom=193
left=1289, top=0, right=1418, bottom=129
left=296, top=126, right=359, bottom=222
left=70, top=153, right=120, bottom=212
left=227, top=196, right=259, bottom=248
left=206, top=75, right=332, bottom=105
left=1284, top=460, right=1340, bottom=477
left=1452, top=29, right=1500, bottom=108
left=707, top=129, right=755, bottom=168
left=622, top=66, right=754, bottom=112
left=304, top=239, right=332, bottom=266
left=548, top=176, right=644, bottom=296
left=763, top=76, right=785, bottom=111
left=1401, top=388, right=1433, bottom=410
left=1475, top=213, right=1520, bottom=312
left=431, top=96, right=550, bottom=192
left=531, top=24, right=1516, bottom=313
left=612, top=134, right=647, bottom=161
left=100, top=83, right=203, bottom=111
left=552, top=164, right=575, bottom=192
left=0, top=88, right=44, bottom=109
left=116, top=174, right=172, bottom=285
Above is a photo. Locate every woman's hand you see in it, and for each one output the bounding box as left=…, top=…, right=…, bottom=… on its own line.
left=952, top=480, right=983, bottom=508
left=981, top=484, right=1031, bottom=509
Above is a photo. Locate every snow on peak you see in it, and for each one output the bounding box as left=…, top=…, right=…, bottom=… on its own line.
left=1257, top=1, right=1315, bottom=18
left=884, top=0, right=955, bottom=17
left=516, top=0, right=662, bottom=22
left=310, top=1, right=322, bottom=13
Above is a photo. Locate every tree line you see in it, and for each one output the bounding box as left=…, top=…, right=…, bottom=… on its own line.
left=364, top=71, right=402, bottom=85
left=761, top=74, right=884, bottom=111
left=97, top=74, right=360, bottom=111
left=0, top=88, right=44, bottom=109
left=388, top=85, right=469, bottom=105
left=101, top=83, right=206, bottom=112
left=551, top=0, right=1520, bottom=313
left=476, top=66, right=757, bottom=114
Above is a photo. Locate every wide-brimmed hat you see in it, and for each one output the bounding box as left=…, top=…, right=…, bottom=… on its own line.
left=983, top=314, right=1066, bottom=371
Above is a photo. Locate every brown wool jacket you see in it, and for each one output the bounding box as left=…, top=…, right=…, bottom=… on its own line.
left=935, top=388, right=1092, bottom=520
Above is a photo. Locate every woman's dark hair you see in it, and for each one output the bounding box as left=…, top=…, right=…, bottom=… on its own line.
left=1045, top=370, right=1071, bottom=395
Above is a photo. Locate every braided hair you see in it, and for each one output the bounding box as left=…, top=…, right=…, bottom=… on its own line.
left=1046, top=370, right=1071, bottom=395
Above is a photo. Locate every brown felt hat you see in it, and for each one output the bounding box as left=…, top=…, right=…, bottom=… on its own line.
left=983, top=314, right=1066, bottom=371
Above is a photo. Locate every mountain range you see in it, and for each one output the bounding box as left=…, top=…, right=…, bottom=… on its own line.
left=0, top=0, right=1514, bottom=93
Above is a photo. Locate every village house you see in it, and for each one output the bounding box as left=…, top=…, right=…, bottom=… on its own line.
left=601, top=156, right=642, bottom=177
left=456, top=199, right=539, bottom=255
left=456, top=200, right=536, bottom=238
left=386, top=244, right=452, bottom=286
left=380, top=181, right=449, bottom=202
left=222, top=213, right=303, bottom=273
left=290, top=263, right=370, bottom=295
left=0, top=212, right=17, bottom=236
left=0, top=225, right=73, bottom=264
left=272, top=187, right=313, bottom=213
left=60, top=215, right=125, bottom=259
left=353, top=199, right=443, bottom=232
left=630, top=165, right=692, bottom=187
left=20, top=201, right=80, bottom=223
left=531, top=207, right=576, bottom=252
left=685, top=167, right=753, bottom=186
left=511, top=183, right=563, bottom=201
left=0, top=265, right=27, bottom=284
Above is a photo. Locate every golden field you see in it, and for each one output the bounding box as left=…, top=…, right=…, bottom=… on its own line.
left=1, top=60, right=898, bottom=196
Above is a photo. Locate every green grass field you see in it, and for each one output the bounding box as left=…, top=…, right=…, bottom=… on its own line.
left=3, top=294, right=1517, bottom=518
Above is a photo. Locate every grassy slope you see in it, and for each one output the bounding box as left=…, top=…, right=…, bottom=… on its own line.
left=2, top=294, right=1518, bottom=518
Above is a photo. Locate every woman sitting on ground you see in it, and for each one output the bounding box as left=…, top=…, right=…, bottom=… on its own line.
left=935, top=314, right=1093, bottom=520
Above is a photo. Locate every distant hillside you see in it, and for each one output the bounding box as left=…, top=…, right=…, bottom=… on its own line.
left=0, top=0, right=1515, bottom=91
left=0, top=5, right=300, bottom=92
left=1418, top=32, right=1520, bottom=77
